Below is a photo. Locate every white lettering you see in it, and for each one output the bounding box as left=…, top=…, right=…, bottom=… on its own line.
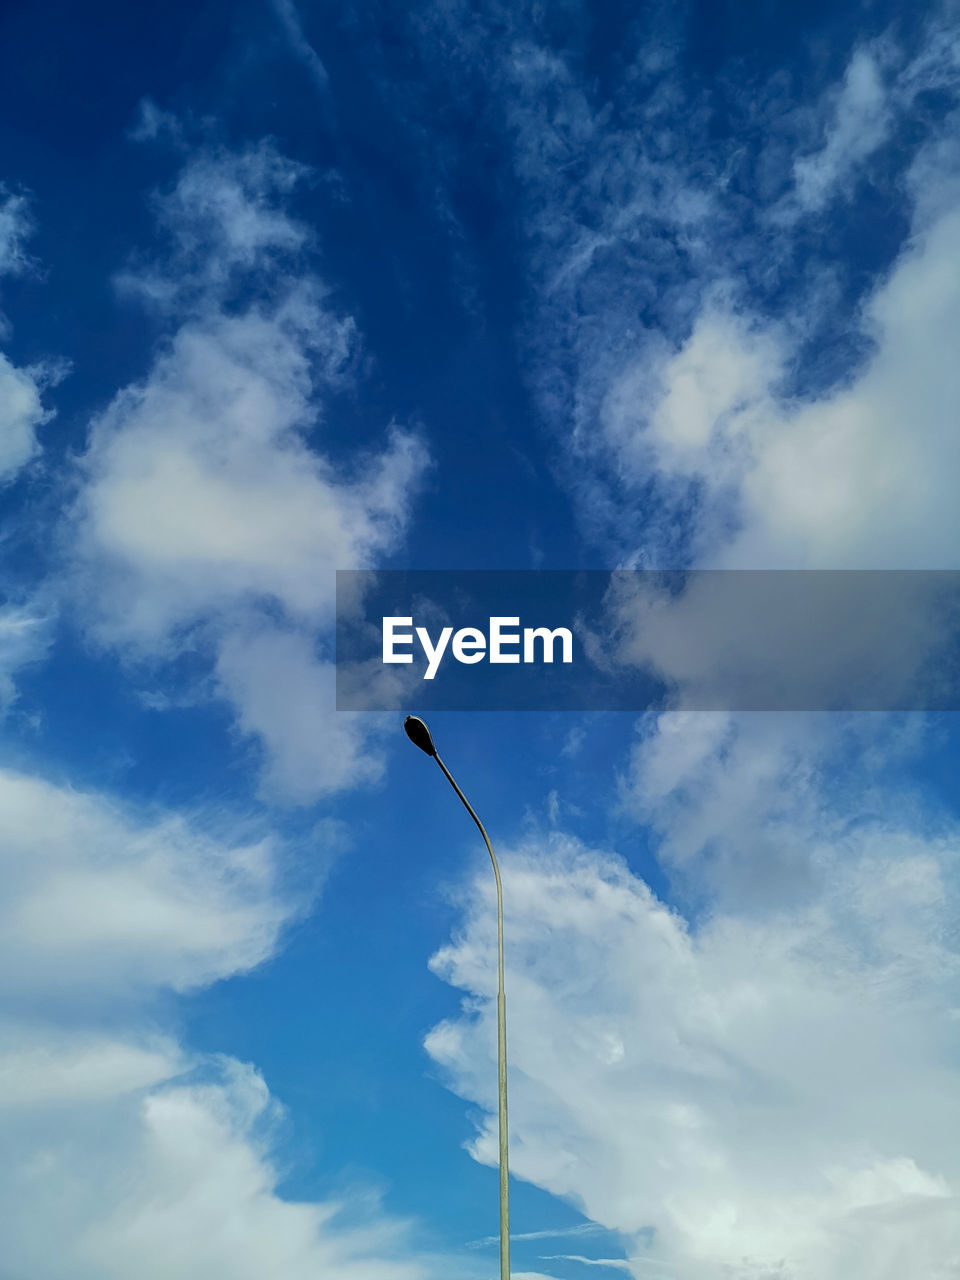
left=383, top=617, right=414, bottom=663
left=384, top=616, right=575, bottom=678
left=417, top=626, right=454, bottom=680
left=489, top=616, right=520, bottom=663
left=523, top=626, right=573, bottom=663
left=452, top=627, right=486, bottom=664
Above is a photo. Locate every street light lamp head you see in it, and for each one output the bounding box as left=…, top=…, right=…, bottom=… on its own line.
left=403, top=715, right=437, bottom=757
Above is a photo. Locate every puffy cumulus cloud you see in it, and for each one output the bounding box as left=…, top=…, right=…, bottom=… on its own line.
left=596, top=296, right=785, bottom=559
left=0, top=1044, right=430, bottom=1280
left=727, top=194, right=960, bottom=569
left=425, top=809, right=960, bottom=1279
left=76, top=300, right=424, bottom=646
left=0, top=142, right=433, bottom=1280
left=595, top=159, right=960, bottom=570
left=0, top=767, right=432, bottom=1279
left=617, top=712, right=920, bottom=910
left=214, top=624, right=385, bottom=801
left=72, top=141, right=429, bottom=801
left=535, top=84, right=960, bottom=1232
left=0, top=350, right=50, bottom=480
left=594, top=101, right=960, bottom=569
left=0, top=1059, right=426, bottom=1280
left=0, top=766, right=295, bottom=999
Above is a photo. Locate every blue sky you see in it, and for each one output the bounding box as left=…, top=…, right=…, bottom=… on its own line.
left=1, top=2, right=960, bottom=1278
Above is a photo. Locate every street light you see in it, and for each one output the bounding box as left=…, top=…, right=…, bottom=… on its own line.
left=403, top=715, right=510, bottom=1280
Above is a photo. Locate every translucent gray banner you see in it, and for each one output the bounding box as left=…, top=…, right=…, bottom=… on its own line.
left=335, top=570, right=960, bottom=711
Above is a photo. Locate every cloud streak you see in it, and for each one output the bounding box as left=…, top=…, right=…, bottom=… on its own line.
left=0, top=187, right=62, bottom=485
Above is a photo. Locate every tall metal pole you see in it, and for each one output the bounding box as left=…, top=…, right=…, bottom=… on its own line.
left=403, top=717, right=510, bottom=1280
left=435, top=754, right=510, bottom=1280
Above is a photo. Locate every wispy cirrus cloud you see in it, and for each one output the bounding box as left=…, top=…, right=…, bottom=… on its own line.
left=426, top=4, right=960, bottom=568
left=0, top=188, right=63, bottom=485
left=0, top=187, right=33, bottom=277
left=0, top=188, right=62, bottom=707
left=0, top=602, right=54, bottom=713
left=270, top=0, right=331, bottom=93
left=540, top=1258, right=633, bottom=1272
left=467, top=1222, right=608, bottom=1249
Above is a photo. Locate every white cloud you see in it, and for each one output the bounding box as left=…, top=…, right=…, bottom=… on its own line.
left=214, top=623, right=386, bottom=801
left=71, top=1063, right=425, bottom=1280
left=0, top=189, right=32, bottom=277
left=597, top=296, right=784, bottom=558
left=127, top=98, right=183, bottom=144
left=468, top=1223, right=607, bottom=1248
left=619, top=712, right=853, bottom=908
left=0, top=137, right=440, bottom=1280
left=0, top=189, right=60, bottom=483
left=646, top=308, right=780, bottom=458
left=0, top=764, right=437, bottom=1278
left=122, top=142, right=313, bottom=305
left=76, top=301, right=423, bottom=646
left=541, top=1258, right=632, bottom=1272
left=72, top=141, right=429, bottom=801
left=726, top=201, right=960, bottom=569
left=0, top=1048, right=430, bottom=1280
left=464, top=25, right=960, bottom=1258
left=0, top=602, right=54, bottom=710
left=585, top=123, right=960, bottom=570
left=271, top=0, right=331, bottom=93
left=0, top=767, right=296, bottom=999
left=792, top=46, right=894, bottom=212
left=0, top=1030, right=183, bottom=1106
left=476, top=12, right=960, bottom=570
left=0, top=351, right=47, bottom=479
left=426, top=808, right=960, bottom=1278
left=788, top=19, right=960, bottom=216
